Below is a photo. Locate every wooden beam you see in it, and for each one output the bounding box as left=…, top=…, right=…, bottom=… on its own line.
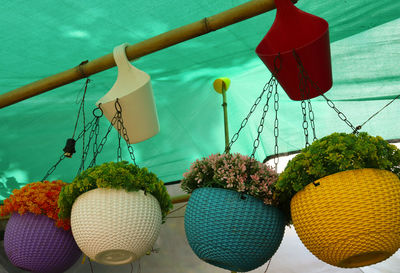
left=0, top=0, right=277, bottom=109
left=171, top=194, right=190, bottom=204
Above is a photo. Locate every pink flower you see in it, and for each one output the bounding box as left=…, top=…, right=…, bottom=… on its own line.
left=181, top=153, right=279, bottom=205
left=250, top=174, right=260, bottom=181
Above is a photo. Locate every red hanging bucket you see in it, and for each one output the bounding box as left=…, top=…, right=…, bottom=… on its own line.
left=255, top=0, right=332, bottom=100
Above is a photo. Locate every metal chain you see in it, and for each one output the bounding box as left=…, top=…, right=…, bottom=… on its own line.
left=292, top=49, right=356, bottom=134
left=321, top=94, right=358, bottom=133
left=301, top=100, right=310, bottom=147
left=41, top=115, right=97, bottom=181
left=71, top=78, right=90, bottom=139
left=355, top=93, right=400, bottom=131
left=80, top=122, right=86, bottom=173
left=42, top=76, right=93, bottom=181
left=78, top=129, right=92, bottom=174
left=88, top=113, right=118, bottom=168
left=273, top=81, right=279, bottom=171
left=77, top=115, right=102, bottom=175
left=294, top=49, right=314, bottom=147
left=116, top=108, right=123, bottom=162
left=75, top=116, right=96, bottom=141
left=300, top=98, right=317, bottom=147
left=307, top=99, right=317, bottom=141
left=114, top=99, right=137, bottom=165
left=294, top=49, right=311, bottom=101
left=225, top=76, right=275, bottom=153
left=92, top=116, right=100, bottom=166
left=41, top=154, right=66, bottom=181
left=80, top=79, right=87, bottom=174
left=250, top=84, right=274, bottom=158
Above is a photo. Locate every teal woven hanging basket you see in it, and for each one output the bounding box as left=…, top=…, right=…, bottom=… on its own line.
left=184, top=187, right=286, bottom=272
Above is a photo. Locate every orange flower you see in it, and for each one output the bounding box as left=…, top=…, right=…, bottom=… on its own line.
left=0, top=180, right=71, bottom=230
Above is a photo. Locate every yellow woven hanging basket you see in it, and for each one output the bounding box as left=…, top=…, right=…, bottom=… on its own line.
left=291, top=168, right=400, bottom=268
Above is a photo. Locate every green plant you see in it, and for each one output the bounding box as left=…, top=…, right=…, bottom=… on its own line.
left=276, top=132, right=400, bottom=205
left=58, top=161, right=173, bottom=220
left=181, top=153, right=279, bottom=206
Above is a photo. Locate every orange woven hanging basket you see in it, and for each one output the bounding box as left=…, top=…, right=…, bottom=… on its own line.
left=291, top=168, right=400, bottom=268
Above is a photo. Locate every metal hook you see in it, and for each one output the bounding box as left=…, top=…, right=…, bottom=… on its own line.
left=93, top=105, right=103, bottom=118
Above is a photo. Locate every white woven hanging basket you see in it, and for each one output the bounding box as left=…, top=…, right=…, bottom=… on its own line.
left=71, top=188, right=162, bottom=265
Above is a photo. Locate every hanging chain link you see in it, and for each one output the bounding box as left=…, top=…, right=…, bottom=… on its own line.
left=294, top=49, right=317, bottom=147
left=273, top=82, right=279, bottom=171
left=80, top=80, right=87, bottom=173
left=356, top=93, right=400, bottom=131
left=225, top=76, right=275, bottom=153
left=294, top=49, right=311, bottom=101
left=88, top=112, right=118, bottom=168
left=299, top=98, right=317, bottom=147
left=307, top=99, right=317, bottom=141
left=77, top=123, right=95, bottom=174
left=250, top=79, right=275, bottom=158
left=321, top=94, right=358, bottom=133
left=41, top=115, right=97, bottom=181
left=41, top=154, right=66, bottom=181
left=77, top=108, right=103, bottom=174
left=116, top=104, right=123, bottom=162
left=114, top=99, right=137, bottom=165
left=225, top=53, right=282, bottom=156
left=71, top=78, right=90, bottom=139
left=300, top=100, right=310, bottom=147
left=92, top=115, right=100, bottom=166
left=292, top=49, right=356, bottom=134
left=74, top=116, right=96, bottom=141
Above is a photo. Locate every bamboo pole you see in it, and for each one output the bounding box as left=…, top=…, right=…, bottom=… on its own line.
left=0, top=0, right=277, bottom=109
left=171, top=194, right=190, bottom=204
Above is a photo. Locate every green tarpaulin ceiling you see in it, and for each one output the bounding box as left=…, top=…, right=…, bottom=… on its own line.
left=1, top=0, right=400, bottom=200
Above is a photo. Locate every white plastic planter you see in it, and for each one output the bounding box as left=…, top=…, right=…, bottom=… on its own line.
left=70, top=188, right=162, bottom=265
left=96, top=43, right=160, bottom=144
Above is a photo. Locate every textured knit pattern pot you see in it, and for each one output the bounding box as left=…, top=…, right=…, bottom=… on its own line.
left=185, top=187, right=286, bottom=272
left=71, top=188, right=162, bottom=265
left=4, top=212, right=81, bottom=273
left=291, top=168, right=400, bottom=268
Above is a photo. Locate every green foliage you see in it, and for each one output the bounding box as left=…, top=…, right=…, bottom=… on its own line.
left=276, top=132, right=400, bottom=205
left=58, top=161, right=173, bottom=221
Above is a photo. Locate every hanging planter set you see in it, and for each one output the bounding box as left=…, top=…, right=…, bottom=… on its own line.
left=256, top=2, right=400, bottom=267
left=1, top=0, right=400, bottom=272
left=1, top=42, right=173, bottom=271
left=277, top=133, right=400, bottom=268
left=292, top=168, right=400, bottom=268
left=55, top=43, right=171, bottom=266
left=182, top=154, right=287, bottom=272
left=58, top=162, right=172, bottom=265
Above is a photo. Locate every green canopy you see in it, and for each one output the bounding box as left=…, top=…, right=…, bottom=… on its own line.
left=1, top=0, right=400, bottom=200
